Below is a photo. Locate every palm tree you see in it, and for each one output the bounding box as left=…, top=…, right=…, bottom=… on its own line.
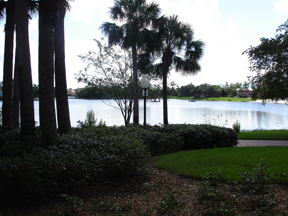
left=1, top=0, right=14, bottom=129
left=154, top=15, right=204, bottom=125
left=12, top=58, right=19, bottom=128
left=39, top=0, right=57, bottom=145
left=100, top=0, right=161, bottom=125
left=15, top=0, right=35, bottom=135
left=12, top=0, right=38, bottom=128
left=54, top=0, right=72, bottom=133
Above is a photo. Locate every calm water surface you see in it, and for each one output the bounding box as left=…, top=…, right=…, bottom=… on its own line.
left=1, top=99, right=288, bottom=130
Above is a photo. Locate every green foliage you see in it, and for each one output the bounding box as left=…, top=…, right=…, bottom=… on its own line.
left=178, top=84, right=194, bottom=97
left=153, top=147, right=288, bottom=182
left=238, top=161, right=274, bottom=194
left=120, top=125, right=183, bottom=155
left=243, top=19, right=288, bottom=100
left=232, top=120, right=241, bottom=133
left=158, top=124, right=238, bottom=150
left=0, top=127, right=150, bottom=204
left=238, top=130, right=288, bottom=140
left=85, top=109, right=96, bottom=126
left=119, top=124, right=237, bottom=156
left=198, top=162, right=279, bottom=215
left=205, top=85, right=222, bottom=97
left=77, top=109, right=106, bottom=128
left=198, top=171, right=239, bottom=215
left=156, top=189, right=185, bottom=216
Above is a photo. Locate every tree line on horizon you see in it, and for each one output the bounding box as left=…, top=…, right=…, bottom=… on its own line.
left=73, top=81, right=247, bottom=99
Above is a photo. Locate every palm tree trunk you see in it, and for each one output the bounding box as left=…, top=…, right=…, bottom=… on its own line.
left=132, top=44, right=139, bottom=125
left=55, top=0, right=71, bottom=133
left=163, top=72, right=168, bottom=125
left=15, top=0, right=35, bottom=135
left=2, top=0, right=15, bottom=129
left=39, top=0, right=57, bottom=145
left=12, top=56, right=19, bottom=128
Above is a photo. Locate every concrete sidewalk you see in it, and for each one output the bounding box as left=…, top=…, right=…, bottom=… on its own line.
left=238, top=140, right=288, bottom=147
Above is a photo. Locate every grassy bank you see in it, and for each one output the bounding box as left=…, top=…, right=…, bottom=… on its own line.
left=153, top=146, right=288, bottom=182
left=168, top=96, right=253, bottom=102
left=239, top=130, right=288, bottom=140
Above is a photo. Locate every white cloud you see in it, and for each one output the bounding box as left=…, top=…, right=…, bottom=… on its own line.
left=68, top=0, right=113, bottom=21
left=156, top=0, right=249, bottom=86
left=274, top=0, right=288, bottom=13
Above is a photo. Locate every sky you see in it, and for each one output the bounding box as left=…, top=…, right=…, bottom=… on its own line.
left=0, top=0, right=288, bottom=89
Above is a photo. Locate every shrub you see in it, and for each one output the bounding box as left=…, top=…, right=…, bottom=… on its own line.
left=0, top=127, right=150, bottom=204
left=119, top=125, right=183, bottom=156
left=156, top=124, right=238, bottom=150
left=119, top=124, right=238, bottom=154
left=232, top=120, right=241, bottom=133
left=77, top=110, right=106, bottom=128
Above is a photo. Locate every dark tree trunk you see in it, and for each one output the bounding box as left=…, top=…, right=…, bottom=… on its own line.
left=12, top=56, right=19, bottom=128
left=39, top=0, right=57, bottom=146
left=132, top=44, right=139, bottom=125
left=15, top=0, right=35, bottom=135
left=2, top=0, right=15, bottom=129
left=55, top=0, right=71, bottom=133
left=163, top=72, right=168, bottom=125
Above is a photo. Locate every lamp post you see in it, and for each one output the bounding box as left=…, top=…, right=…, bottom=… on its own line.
left=139, top=75, right=150, bottom=125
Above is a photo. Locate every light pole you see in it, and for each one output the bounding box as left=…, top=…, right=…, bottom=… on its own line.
left=139, top=75, right=150, bottom=125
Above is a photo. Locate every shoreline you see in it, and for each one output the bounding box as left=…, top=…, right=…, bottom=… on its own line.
left=254, top=99, right=287, bottom=104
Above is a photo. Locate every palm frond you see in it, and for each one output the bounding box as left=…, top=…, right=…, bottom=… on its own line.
left=0, top=0, right=6, bottom=20
left=100, top=22, right=124, bottom=46
left=28, top=0, right=39, bottom=17
left=173, top=56, right=201, bottom=75
left=64, top=0, right=74, bottom=11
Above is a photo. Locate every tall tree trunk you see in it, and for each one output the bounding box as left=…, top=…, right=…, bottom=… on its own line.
left=2, top=0, right=15, bottom=129
left=55, top=0, right=71, bottom=133
left=39, top=0, right=57, bottom=146
left=12, top=56, right=19, bottom=128
left=163, top=73, right=168, bottom=125
left=15, top=0, right=35, bottom=135
left=132, top=45, right=139, bottom=125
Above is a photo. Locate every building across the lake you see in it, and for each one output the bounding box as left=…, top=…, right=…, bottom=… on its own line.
left=236, top=88, right=252, bottom=97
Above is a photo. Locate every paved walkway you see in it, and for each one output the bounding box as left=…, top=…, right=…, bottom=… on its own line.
left=238, top=140, right=288, bottom=147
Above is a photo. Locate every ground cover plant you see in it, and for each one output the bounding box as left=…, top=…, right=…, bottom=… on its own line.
left=152, top=147, right=288, bottom=183
left=239, top=130, right=288, bottom=140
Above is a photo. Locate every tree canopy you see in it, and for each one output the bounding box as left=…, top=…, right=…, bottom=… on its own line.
left=243, top=19, right=288, bottom=100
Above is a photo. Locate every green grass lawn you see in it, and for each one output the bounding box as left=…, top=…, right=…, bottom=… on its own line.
left=168, top=96, right=253, bottom=102
left=152, top=147, right=288, bottom=182
left=239, top=130, right=288, bottom=140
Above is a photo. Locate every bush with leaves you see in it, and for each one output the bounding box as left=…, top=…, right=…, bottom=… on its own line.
left=153, top=124, right=238, bottom=150
left=119, top=125, right=183, bottom=155
left=232, top=120, right=241, bottom=133
left=0, top=127, right=150, bottom=204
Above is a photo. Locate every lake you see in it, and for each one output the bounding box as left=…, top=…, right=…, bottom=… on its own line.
left=1, top=99, right=288, bottom=130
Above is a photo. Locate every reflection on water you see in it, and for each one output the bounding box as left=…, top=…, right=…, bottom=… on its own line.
left=1, top=99, right=288, bottom=130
